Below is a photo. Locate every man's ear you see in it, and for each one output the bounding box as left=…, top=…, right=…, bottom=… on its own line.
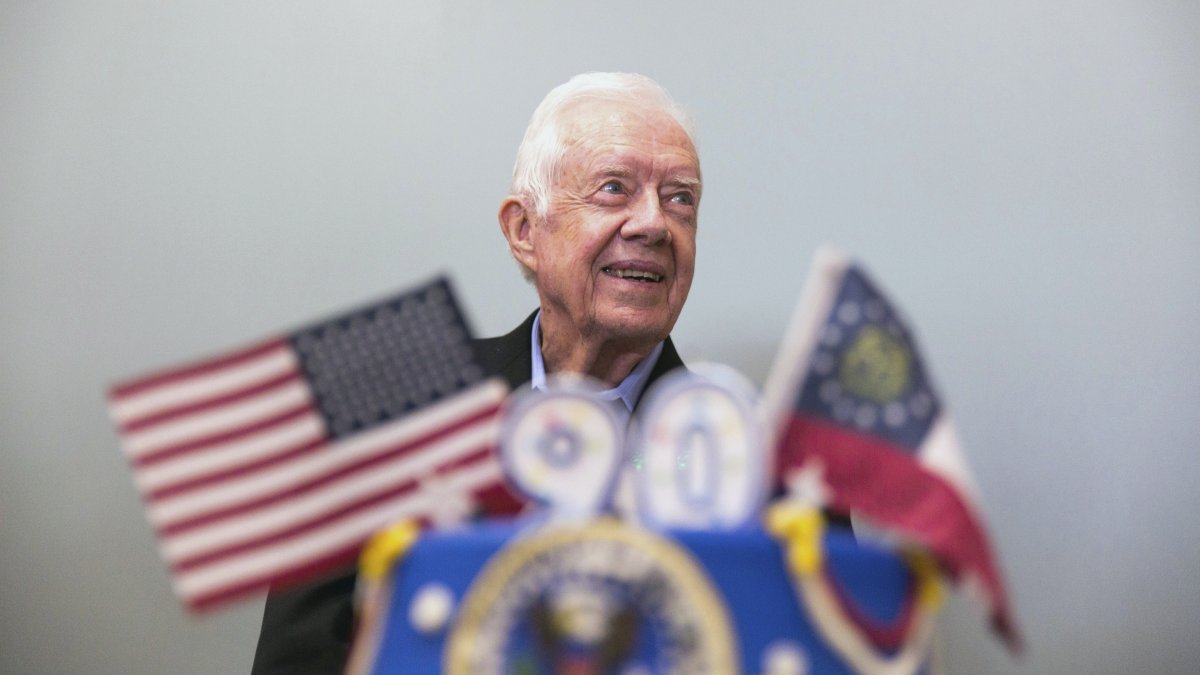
left=498, top=196, right=537, bottom=273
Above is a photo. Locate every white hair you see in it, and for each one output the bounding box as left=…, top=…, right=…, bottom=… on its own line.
left=509, top=72, right=697, bottom=220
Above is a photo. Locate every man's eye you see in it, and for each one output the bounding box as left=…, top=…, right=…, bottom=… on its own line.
left=600, top=181, right=624, bottom=194
left=669, top=192, right=695, bottom=206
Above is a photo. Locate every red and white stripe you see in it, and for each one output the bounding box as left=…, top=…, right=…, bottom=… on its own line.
left=109, top=339, right=510, bottom=611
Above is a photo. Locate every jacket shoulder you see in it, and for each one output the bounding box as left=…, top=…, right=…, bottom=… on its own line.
left=472, top=311, right=537, bottom=390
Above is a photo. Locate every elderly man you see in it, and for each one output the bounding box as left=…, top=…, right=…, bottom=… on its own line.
left=251, top=72, right=700, bottom=674
left=482, top=72, right=699, bottom=413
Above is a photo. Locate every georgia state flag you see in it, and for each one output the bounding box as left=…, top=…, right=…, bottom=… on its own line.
left=762, top=247, right=1021, bottom=652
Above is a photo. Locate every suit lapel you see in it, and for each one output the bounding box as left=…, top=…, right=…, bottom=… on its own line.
left=637, top=335, right=684, bottom=409
left=473, top=311, right=537, bottom=391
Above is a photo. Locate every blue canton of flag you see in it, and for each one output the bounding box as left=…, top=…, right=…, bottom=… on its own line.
left=294, top=280, right=486, bottom=438
left=793, top=267, right=940, bottom=452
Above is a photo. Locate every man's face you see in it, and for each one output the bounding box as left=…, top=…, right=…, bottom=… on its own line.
left=529, top=99, right=701, bottom=349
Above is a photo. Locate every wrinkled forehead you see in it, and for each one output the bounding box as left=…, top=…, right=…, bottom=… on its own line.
left=555, top=98, right=700, bottom=176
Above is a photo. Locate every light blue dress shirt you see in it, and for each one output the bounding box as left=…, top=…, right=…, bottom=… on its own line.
left=529, top=311, right=664, bottom=426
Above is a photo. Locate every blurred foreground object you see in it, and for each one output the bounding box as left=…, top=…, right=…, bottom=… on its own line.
left=348, top=374, right=942, bottom=674
left=349, top=510, right=937, bottom=674
left=762, top=246, right=1021, bottom=652
left=106, top=277, right=516, bottom=612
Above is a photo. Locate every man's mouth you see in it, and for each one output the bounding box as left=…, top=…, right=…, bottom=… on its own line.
left=602, top=266, right=663, bottom=283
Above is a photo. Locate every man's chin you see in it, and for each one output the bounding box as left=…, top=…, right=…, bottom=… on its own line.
left=592, top=308, right=675, bottom=348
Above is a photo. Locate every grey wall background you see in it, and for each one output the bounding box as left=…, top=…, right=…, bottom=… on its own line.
left=3, top=2, right=1197, bottom=673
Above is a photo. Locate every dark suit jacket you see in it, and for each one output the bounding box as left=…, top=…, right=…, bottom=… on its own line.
left=250, top=311, right=685, bottom=674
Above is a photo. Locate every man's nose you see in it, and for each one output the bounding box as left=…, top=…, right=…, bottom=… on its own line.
left=620, top=193, right=670, bottom=245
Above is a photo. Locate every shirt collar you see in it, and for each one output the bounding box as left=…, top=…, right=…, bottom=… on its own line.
left=529, top=310, right=664, bottom=413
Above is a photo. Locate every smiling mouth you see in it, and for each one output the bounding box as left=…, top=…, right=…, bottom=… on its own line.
left=602, top=267, right=663, bottom=283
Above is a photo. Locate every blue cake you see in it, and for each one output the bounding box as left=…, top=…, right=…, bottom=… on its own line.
left=346, top=506, right=941, bottom=675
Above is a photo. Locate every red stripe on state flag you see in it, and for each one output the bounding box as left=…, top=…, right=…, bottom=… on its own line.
left=777, top=413, right=1021, bottom=649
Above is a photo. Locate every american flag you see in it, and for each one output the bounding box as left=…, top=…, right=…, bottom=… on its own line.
left=763, top=248, right=1021, bottom=652
left=107, top=277, right=519, bottom=612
